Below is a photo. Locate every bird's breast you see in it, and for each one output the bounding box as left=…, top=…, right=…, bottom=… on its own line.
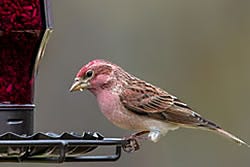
left=95, top=91, right=178, bottom=133
left=96, top=91, right=133, bottom=129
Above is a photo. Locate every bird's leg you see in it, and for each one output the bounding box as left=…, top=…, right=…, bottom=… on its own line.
left=122, top=131, right=150, bottom=153
left=128, top=130, right=161, bottom=142
left=131, top=130, right=151, bottom=140
left=124, top=130, right=150, bottom=141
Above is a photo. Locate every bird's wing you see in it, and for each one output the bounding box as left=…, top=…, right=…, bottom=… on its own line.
left=120, top=83, right=218, bottom=128
left=120, top=83, right=174, bottom=113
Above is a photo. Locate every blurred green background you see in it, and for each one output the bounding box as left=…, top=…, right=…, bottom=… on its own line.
left=15, top=0, right=250, bottom=166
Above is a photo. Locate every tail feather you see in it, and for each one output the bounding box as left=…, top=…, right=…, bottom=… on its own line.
left=170, top=108, right=249, bottom=147
left=196, top=117, right=249, bottom=147
left=214, top=128, right=250, bottom=147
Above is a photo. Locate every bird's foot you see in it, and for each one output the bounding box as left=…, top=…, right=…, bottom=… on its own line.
left=122, top=138, right=140, bottom=153
left=122, top=131, right=150, bottom=153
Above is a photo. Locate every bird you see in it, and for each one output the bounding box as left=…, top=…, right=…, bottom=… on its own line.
left=70, top=59, right=249, bottom=148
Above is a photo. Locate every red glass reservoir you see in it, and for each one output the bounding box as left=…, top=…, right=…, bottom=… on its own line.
left=0, top=0, right=48, bottom=104
left=0, top=0, right=52, bottom=134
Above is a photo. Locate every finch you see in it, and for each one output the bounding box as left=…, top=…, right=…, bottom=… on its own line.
left=70, top=59, right=248, bottom=147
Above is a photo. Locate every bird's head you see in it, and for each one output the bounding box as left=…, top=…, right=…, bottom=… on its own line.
left=70, top=59, right=117, bottom=93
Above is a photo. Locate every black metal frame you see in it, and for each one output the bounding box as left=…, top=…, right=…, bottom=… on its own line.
left=0, top=138, right=126, bottom=163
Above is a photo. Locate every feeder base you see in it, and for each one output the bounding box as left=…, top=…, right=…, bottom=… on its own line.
left=0, top=105, right=34, bottom=135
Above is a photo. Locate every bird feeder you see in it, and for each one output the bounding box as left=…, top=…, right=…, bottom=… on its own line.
left=0, top=0, right=132, bottom=163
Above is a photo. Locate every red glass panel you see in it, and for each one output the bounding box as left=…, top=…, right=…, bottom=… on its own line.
left=0, top=0, right=44, bottom=104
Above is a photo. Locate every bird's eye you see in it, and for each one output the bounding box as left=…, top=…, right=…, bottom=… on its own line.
left=86, top=70, right=94, bottom=78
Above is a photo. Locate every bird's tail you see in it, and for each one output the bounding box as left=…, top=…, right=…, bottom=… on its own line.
left=198, top=118, right=249, bottom=147
left=168, top=107, right=249, bottom=147
left=213, top=128, right=249, bottom=147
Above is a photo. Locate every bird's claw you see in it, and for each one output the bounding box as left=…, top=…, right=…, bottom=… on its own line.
left=122, top=131, right=150, bottom=153
left=122, top=138, right=140, bottom=153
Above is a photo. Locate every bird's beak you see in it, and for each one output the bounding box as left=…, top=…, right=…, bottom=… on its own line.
left=70, top=78, right=89, bottom=92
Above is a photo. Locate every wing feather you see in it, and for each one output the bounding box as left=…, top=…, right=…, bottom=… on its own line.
left=120, top=82, right=218, bottom=128
left=120, top=84, right=173, bottom=113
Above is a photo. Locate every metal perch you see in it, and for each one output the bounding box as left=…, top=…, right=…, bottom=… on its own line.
left=0, top=132, right=135, bottom=163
